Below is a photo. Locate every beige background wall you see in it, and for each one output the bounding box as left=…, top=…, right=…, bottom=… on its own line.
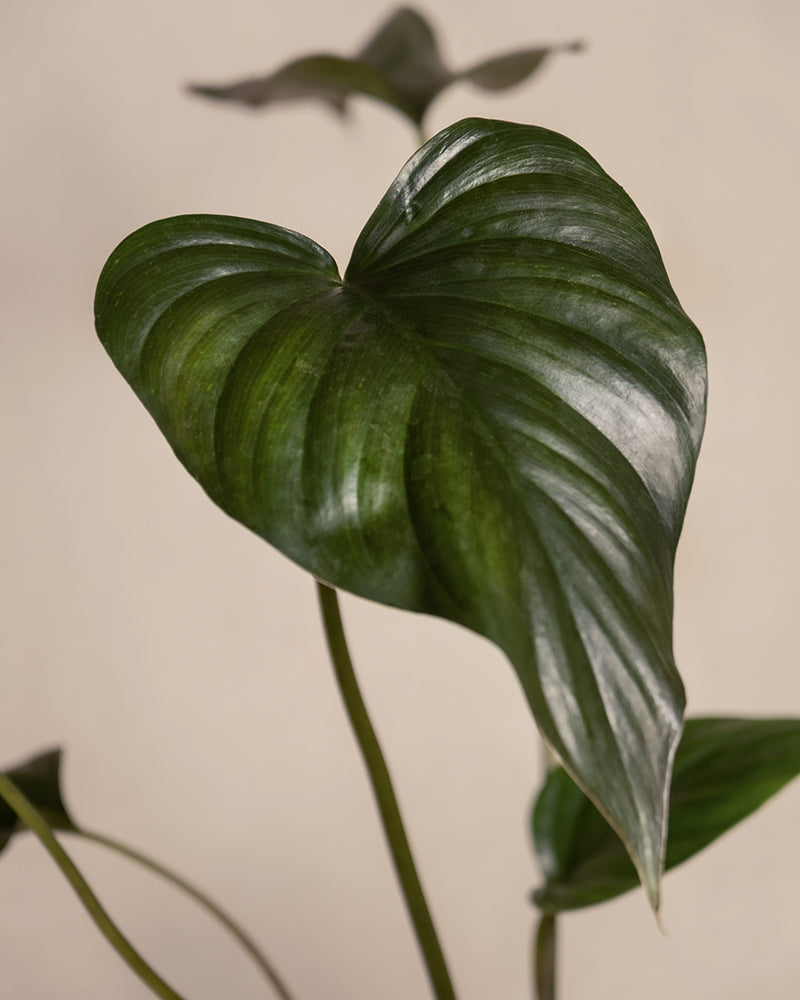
left=2, top=1, right=799, bottom=997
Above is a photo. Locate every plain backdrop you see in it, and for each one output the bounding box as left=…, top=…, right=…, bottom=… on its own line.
left=2, top=1, right=799, bottom=998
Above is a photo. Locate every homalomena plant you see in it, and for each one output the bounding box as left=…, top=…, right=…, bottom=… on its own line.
left=3, top=9, right=800, bottom=1000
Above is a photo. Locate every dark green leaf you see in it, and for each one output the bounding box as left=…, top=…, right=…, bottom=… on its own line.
left=0, top=749, right=77, bottom=854
left=188, top=8, right=582, bottom=128
left=532, top=717, right=800, bottom=912
left=95, top=118, right=706, bottom=907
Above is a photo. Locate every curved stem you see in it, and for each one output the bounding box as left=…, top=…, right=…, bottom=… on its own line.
left=75, top=829, right=297, bottom=1000
left=315, top=582, right=458, bottom=1000
left=533, top=913, right=557, bottom=1000
left=0, top=772, right=187, bottom=1000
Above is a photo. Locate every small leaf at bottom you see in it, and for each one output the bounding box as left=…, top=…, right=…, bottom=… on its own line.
left=0, top=748, right=77, bottom=854
left=531, top=716, right=800, bottom=912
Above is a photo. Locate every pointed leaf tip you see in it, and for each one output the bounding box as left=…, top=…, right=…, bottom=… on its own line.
left=532, top=717, right=800, bottom=912
left=0, top=748, right=77, bottom=854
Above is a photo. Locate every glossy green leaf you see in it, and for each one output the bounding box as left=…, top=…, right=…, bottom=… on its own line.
left=532, top=717, right=800, bottom=912
left=0, top=749, right=76, bottom=853
left=189, top=7, right=582, bottom=128
left=95, top=117, right=706, bottom=908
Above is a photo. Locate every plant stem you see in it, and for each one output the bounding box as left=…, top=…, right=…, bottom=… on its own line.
left=533, top=913, right=557, bottom=1000
left=76, top=829, right=297, bottom=1000
left=315, top=581, right=458, bottom=1000
left=0, top=773, right=186, bottom=1000
left=531, top=736, right=559, bottom=999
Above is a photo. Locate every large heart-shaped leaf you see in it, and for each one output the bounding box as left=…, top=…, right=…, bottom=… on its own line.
left=189, top=7, right=582, bottom=129
left=0, top=749, right=76, bottom=854
left=532, top=717, right=800, bottom=912
left=95, top=118, right=706, bottom=907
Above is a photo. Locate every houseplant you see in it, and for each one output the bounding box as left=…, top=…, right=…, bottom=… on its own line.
left=3, top=7, right=796, bottom=1000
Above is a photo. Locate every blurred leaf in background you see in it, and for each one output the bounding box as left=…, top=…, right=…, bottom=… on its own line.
left=189, top=7, right=582, bottom=130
